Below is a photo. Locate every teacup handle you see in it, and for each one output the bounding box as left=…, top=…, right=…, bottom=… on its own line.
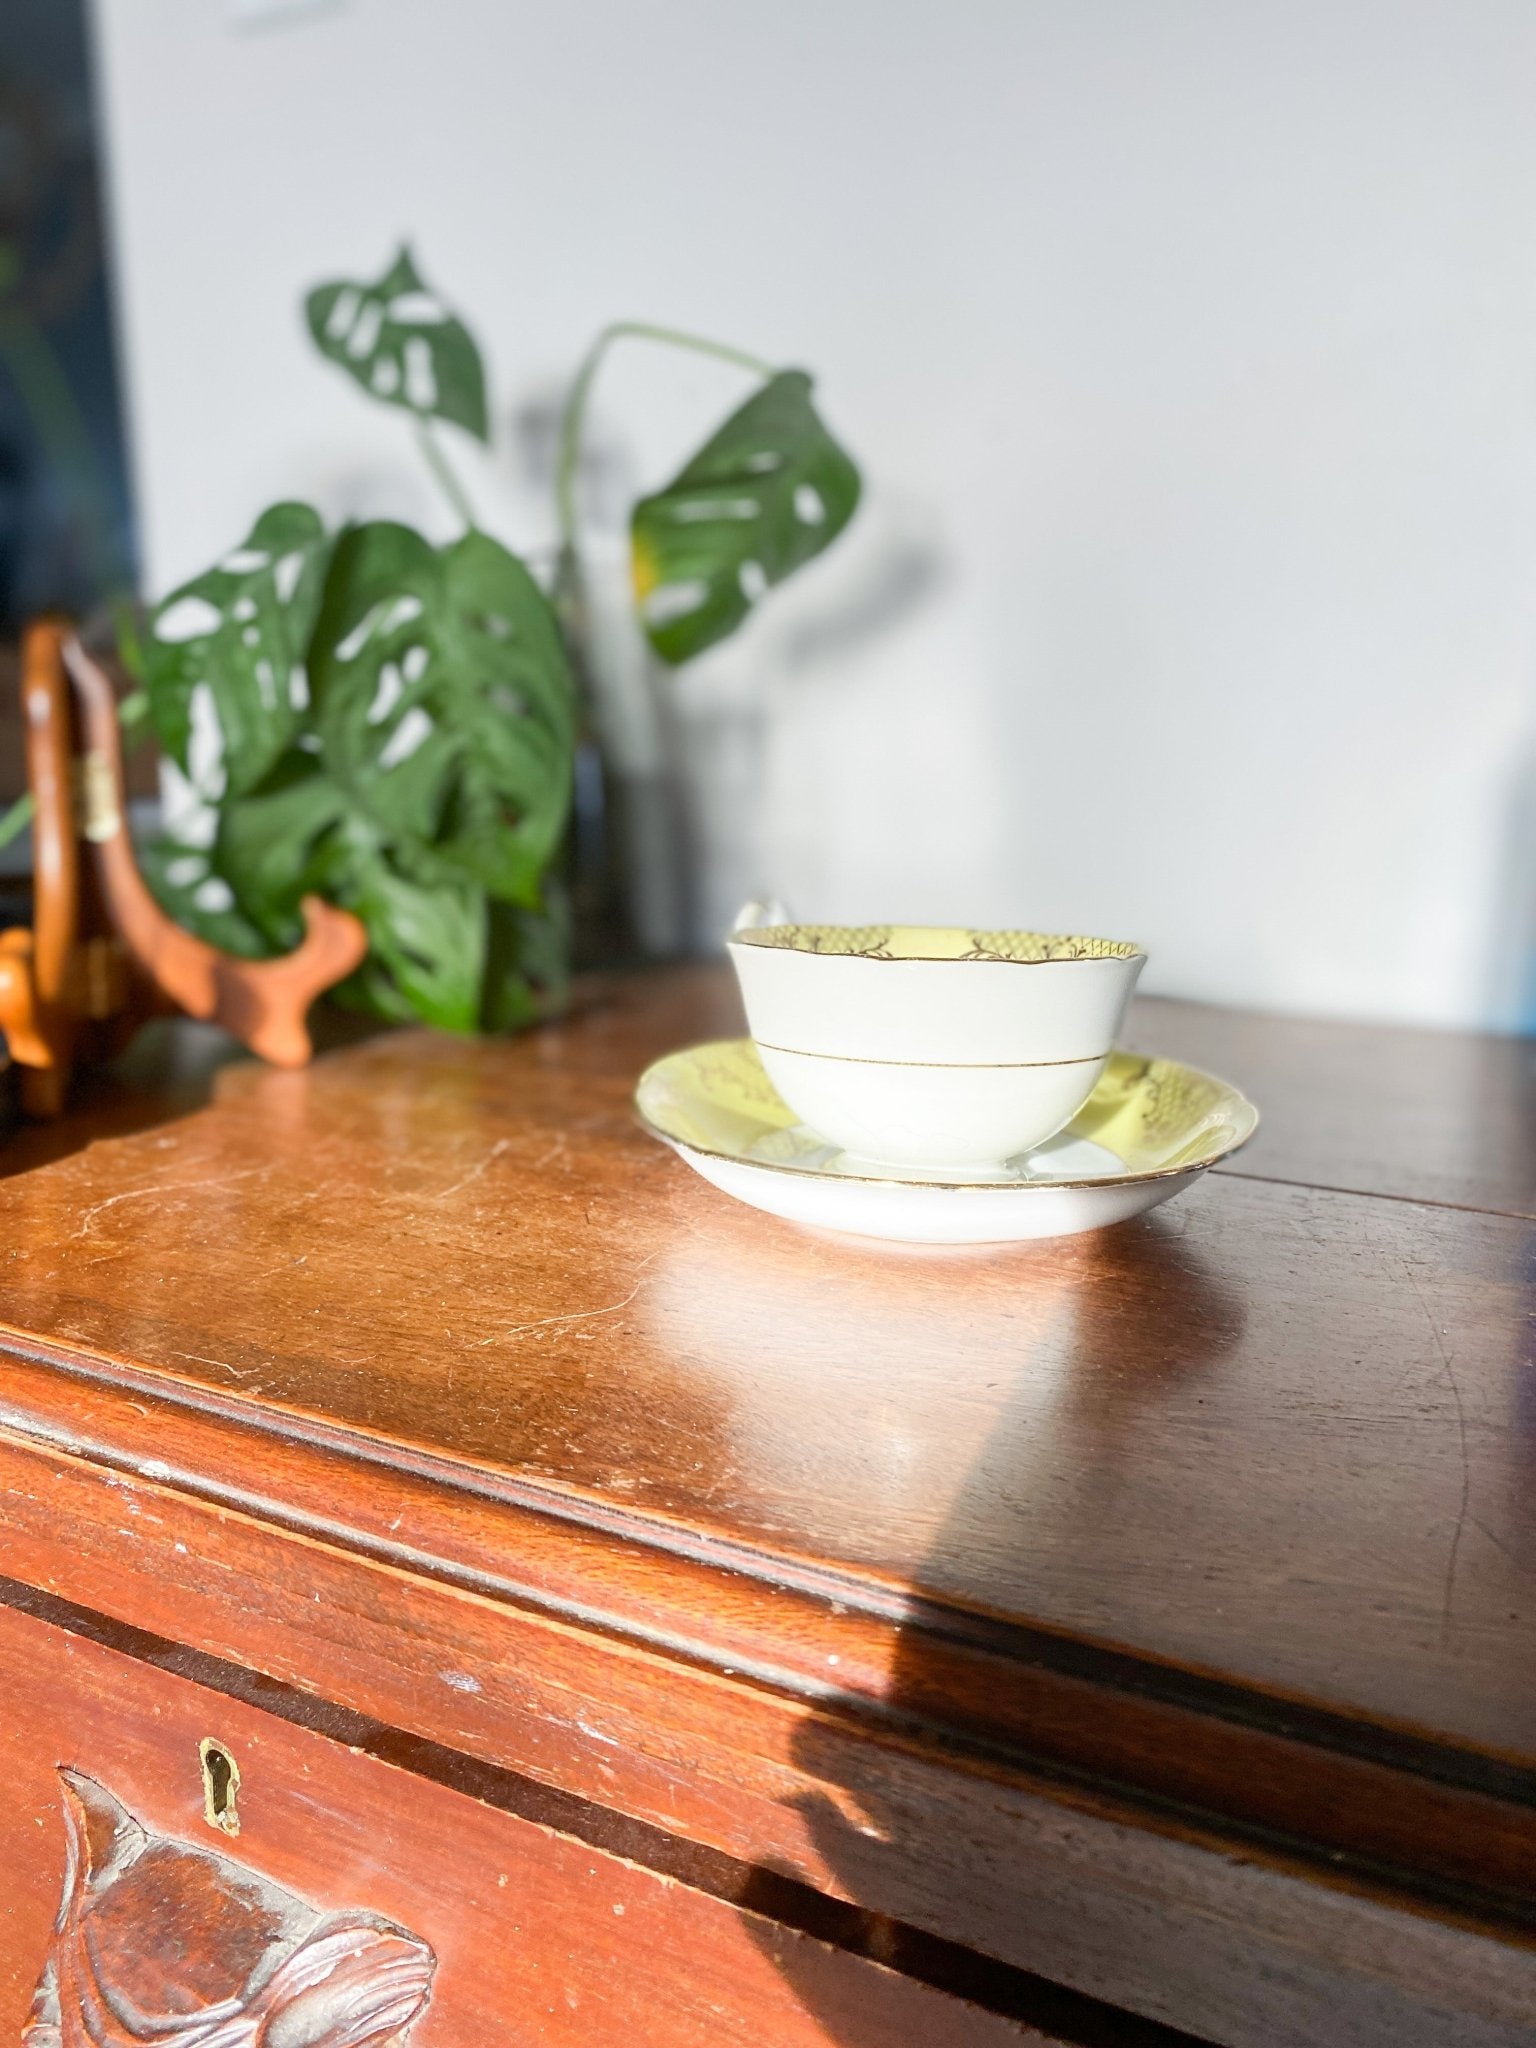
left=729, top=897, right=792, bottom=938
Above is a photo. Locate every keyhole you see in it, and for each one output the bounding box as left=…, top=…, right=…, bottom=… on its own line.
left=199, top=1739, right=241, bottom=1836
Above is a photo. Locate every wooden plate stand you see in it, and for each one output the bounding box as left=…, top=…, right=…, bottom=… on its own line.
left=0, top=618, right=368, bottom=1114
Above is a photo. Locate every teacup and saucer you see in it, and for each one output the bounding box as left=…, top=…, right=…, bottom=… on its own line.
left=636, top=915, right=1257, bottom=1245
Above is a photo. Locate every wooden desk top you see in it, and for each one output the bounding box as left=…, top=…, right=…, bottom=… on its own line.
left=0, top=969, right=1532, bottom=1960
left=1131, top=996, right=1536, bottom=1219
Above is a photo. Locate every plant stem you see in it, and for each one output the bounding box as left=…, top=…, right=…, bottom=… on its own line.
left=415, top=417, right=477, bottom=530
left=0, top=792, right=34, bottom=852
left=554, top=322, right=776, bottom=565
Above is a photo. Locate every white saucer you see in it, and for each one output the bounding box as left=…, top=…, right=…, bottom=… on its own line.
left=636, top=1039, right=1259, bottom=1245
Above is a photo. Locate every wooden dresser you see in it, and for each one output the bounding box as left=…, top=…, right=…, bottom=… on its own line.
left=0, top=967, right=1531, bottom=2047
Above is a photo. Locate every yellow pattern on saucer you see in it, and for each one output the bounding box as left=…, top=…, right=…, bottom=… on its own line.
left=637, top=1039, right=1256, bottom=1186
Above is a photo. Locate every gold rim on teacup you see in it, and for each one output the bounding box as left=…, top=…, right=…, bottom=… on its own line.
left=732, top=923, right=1144, bottom=965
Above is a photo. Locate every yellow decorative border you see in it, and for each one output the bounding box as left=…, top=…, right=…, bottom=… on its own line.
left=732, top=923, right=1142, bottom=964
left=635, top=1039, right=1259, bottom=1192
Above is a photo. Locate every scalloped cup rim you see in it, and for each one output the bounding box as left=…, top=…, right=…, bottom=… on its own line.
left=728, top=925, right=1148, bottom=1156
left=730, top=922, right=1145, bottom=965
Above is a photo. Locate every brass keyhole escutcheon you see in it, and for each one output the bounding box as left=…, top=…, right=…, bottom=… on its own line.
left=199, top=1739, right=241, bottom=1836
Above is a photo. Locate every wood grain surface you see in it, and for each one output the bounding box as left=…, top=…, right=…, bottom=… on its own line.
left=0, top=1600, right=1055, bottom=2048
left=0, top=1016, right=248, bottom=1179
left=0, top=965, right=1532, bottom=2046
left=23, top=1766, right=438, bottom=2046
left=1129, top=994, right=1536, bottom=1217
left=0, top=970, right=1527, bottom=1751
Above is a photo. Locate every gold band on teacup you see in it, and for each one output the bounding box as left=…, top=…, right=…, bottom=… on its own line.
left=752, top=1040, right=1112, bottom=1071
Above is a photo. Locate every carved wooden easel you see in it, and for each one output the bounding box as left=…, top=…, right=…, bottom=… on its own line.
left=0, top=617, right=368, bottom=1113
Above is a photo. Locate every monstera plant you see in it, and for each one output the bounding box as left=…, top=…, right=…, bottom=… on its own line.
left=135, top=249, right=860, bottom=1033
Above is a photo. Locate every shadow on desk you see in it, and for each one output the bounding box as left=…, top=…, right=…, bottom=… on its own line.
left=0, top=1008, right=396, bottom=1180
left=675, top=1212, right=1248, bottom=2046
left=0, top=1019, right=249, bottom=1180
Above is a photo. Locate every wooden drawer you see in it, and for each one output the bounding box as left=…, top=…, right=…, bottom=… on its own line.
left=0, top=1600, right=1054, bottom=2048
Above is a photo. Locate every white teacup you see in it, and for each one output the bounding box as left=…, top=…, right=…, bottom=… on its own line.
left=728, top=922, right=1145, bottom=1171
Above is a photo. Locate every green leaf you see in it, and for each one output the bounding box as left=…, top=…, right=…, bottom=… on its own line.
left=201, top=782, right=489, bottom=1032
left=631, top=368, right=861, bottom=663
left=305, top=246, right=488, bottom=442
left=481, top=888, right=571, bottom=1033
left=214, top=760, right=350, bottom=946
left=139, top=838, right=272, bottom=960
left=308, top=523, right=576, bottom=908
left=114, top=597, right=146, bottom=683
left=143, top=502, right=329, bottom=797
left=344, top=847, right=486, bottom=1033
left=0, top=791, right=33, bottom=850
left=118, top=690, right=151, bottom=736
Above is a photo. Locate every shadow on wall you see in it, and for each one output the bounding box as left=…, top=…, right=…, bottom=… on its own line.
left=1490, top=730, right=1536, bottom=1034
left=666, top=497, right=951, bottom=949
left=561, top=478, right=951, bottom=960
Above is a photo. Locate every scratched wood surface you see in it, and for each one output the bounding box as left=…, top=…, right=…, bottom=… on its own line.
left=1128, top=995, right=1536, bottom=1218
left=0, top=967, right=1533, bottom=2046
left=0, top=968, right=1527, bottom=1757
left=0, top=1599, right=1057, bottom=2048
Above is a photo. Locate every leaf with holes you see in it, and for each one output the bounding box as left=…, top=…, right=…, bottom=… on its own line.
left=139, top=837, right=272, bottom=961
left=338, top=846, right=487, bottom=1033
left=143, top=502, right=329, bottom=798
left=200, top=760, right=495, bottom=1034
left=212, top=760, right=352, bottom=948
left=306, top=246, right=488, bottom=442
left=308, top=522, right=576, bottom=907
left=630, top=369, right=861, bottom=663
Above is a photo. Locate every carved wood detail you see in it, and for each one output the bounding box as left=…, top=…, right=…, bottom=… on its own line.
left=62, top=637, right=369, bottom=1070
left=25, top=1769, right=435, bottom=2048
left=0, top=619, right=370, bottom=1115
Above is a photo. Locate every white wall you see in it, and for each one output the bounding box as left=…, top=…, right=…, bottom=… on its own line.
left=90, top=0, right=1536, bottom=1028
